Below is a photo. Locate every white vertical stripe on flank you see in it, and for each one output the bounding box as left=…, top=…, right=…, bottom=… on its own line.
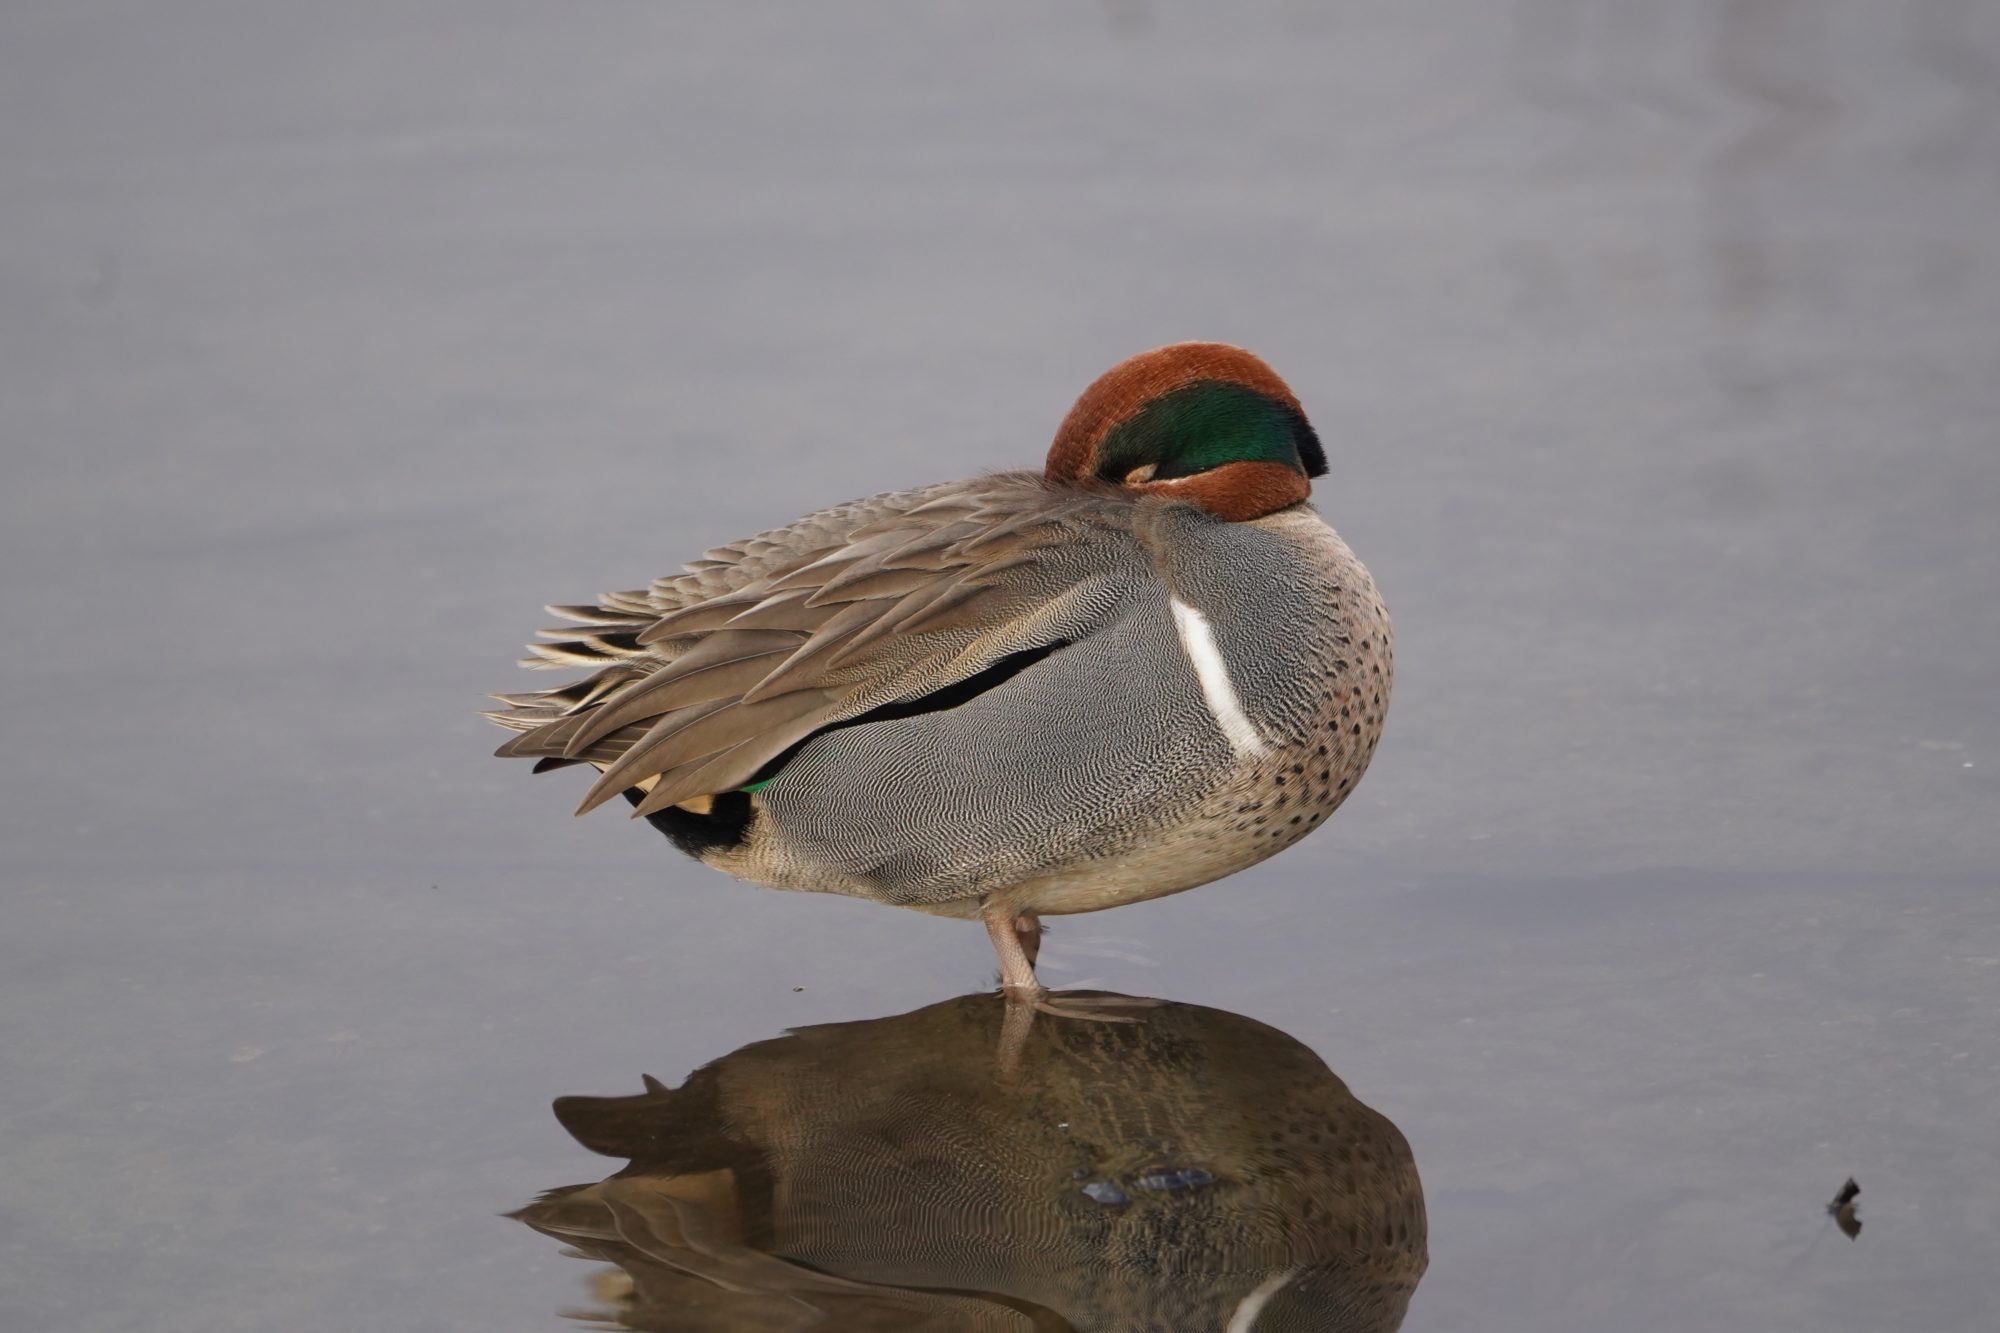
left=1168, top=597, right=1267, bottom=759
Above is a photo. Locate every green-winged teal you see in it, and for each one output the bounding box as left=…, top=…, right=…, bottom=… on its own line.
left=490, top=343, right=1392, bottom=1005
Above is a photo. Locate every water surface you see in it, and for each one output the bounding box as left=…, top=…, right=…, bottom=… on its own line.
left=4, top=2, right=1997, bottom=1329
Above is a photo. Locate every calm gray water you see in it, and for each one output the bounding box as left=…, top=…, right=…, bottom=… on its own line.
left=4, top=2, right=1997, bottom=1329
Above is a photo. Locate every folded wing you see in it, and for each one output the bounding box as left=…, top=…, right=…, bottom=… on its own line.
left=488, top=472, right=1130, bottom=818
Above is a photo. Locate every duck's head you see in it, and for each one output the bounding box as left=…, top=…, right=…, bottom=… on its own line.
left=1043, top=342, right=1328, bottom=521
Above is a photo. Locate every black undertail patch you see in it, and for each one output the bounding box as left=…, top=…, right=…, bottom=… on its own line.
left=623, top=787, right=755, bottom=859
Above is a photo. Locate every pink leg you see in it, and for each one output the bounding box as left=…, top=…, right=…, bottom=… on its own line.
left=983, top=903, right=1045, bottom=1000
left=983, top=903, right=1155, bottom=1035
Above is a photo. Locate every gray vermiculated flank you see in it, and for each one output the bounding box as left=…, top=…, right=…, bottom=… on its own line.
left=760, top=559, right=1225, bottom=905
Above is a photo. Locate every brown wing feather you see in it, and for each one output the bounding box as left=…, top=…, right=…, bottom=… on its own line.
left=565, top=629, right=806, bottom=749
left=489, top=471, right=1110, bottom=819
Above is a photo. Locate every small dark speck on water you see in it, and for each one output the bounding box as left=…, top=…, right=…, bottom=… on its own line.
left=1828, top=1177, right=1862, bottom=1240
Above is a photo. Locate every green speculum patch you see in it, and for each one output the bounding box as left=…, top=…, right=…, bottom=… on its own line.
left=1094, top=380, right=1327, bottom=482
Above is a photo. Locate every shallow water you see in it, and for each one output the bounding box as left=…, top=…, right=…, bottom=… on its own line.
left=4, top=2, right=1998, bottom=1329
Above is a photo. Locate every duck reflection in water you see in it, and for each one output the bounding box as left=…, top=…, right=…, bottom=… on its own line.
left=513, top=993, right=1425, bottom=1331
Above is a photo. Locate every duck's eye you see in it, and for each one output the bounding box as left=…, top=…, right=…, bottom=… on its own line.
left=1123, top=463, right=1158, bottom=485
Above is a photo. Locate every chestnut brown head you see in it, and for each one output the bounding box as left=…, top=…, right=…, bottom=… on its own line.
left=1043, top=343, right=1326, bottom=521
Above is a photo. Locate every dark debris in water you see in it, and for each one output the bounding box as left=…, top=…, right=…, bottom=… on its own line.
left=1827, top=1177, right=1862, bottom=1240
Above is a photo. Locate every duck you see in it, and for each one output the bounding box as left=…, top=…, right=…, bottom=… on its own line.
left=514, top=992, right=1427, bottom=1331
left=488, top=342, right=1392, bottom=1009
